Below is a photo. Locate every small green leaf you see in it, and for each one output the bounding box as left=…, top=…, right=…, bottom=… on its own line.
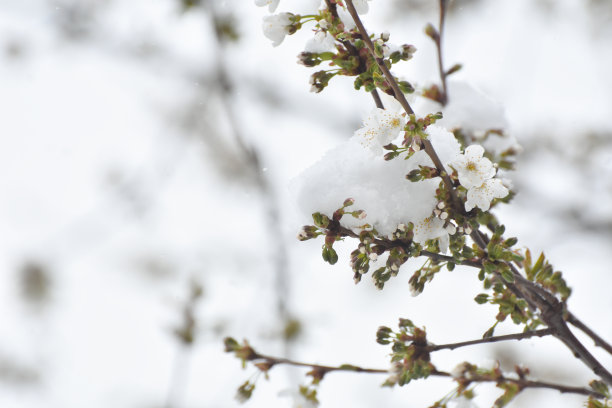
left=500, top=269, right=515, bottom=283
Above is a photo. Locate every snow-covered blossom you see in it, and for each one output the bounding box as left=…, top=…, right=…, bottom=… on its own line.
left=352, top=108, right=406, bottom=154
left=305, top=31, right=336, bottom=53
left=465, top=178, right=509, bottom=211
left=451, top=145, right=495, bottom=189
left=255, top=0, right=280, bottom=13
left=451, top=145, right=509, bottom=211
left=292, top=121, right=465, bottom=236
left=262, top=13, right=294, bottom=47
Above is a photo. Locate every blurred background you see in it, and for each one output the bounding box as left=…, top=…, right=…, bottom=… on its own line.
left=0, top=0, right=611, bottom=407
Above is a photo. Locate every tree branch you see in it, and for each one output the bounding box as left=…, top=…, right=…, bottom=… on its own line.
left=427, top=329, right=553, bottom=352
left=343, top=0, right=612, bottom=386
left=566, top=311, right=612, bottom=356
left=243, top=348, right=604, bottom=398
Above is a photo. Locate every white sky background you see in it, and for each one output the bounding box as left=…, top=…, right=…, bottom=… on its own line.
left=0, top=0, right=611, bottom=407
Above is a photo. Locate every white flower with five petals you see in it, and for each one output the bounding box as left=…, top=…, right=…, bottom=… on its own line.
left=352, top=108, right=406, bottom=154
left=451, top=145, right=495, bottom=189
left=451, top=144, right=509, bottom=211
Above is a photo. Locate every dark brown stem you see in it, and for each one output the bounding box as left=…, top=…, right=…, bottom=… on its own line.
left=371, top=89, right=384, bottom=109
left=427, top=329, right=553, bottom=352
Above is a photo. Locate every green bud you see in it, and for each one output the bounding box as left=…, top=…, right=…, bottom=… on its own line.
left=445, top=63, right=462, bottom=76
left=322, top=246, right=338, bottom=265
left=474, top=293, right=489, bottom=304
left=223, top=337, right=239, bottom=352
left=424, top=23, right=439, bottom=41
left=312, top=212, right=330, bottom=228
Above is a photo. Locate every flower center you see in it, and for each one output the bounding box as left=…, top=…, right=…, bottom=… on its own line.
left=466, top=161, right=477, bottom=171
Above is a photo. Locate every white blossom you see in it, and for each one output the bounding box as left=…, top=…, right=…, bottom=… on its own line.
left=412, top=216, right=449, bottom=252
left=451, top=145, right=509, bottom=211
left=255, top=0, right=280, bottom=13
left=352, top=108, right=406, bottom=154
left=465, top=178, right=509, bottom=211
left=305, top=31, right=336, bottom=53
left=451, top=145, right=495, bottom=189
left=352, top=0, right=371, bottom=14
left=262, top=13, right=293, bottom=47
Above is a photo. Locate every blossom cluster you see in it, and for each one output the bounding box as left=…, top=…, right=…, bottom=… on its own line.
left=255, top=0, right=372, bottom=47
left=293, top=104, right=511, bottom=254
left=451, top=145, right=509, bottom=211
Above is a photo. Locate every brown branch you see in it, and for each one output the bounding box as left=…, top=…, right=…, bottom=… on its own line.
left=566, top=312, right=612, bottom=356
left=427, top=329, right=553, bottom=352
left=432, top=370, right=604, bottom=398
left=252, top=351, right=388, bottom=375
left=371, top=89, right=384, bottom=109
left=246, top=349, right=603, bottom=398
left=341, top=0, right=612, bottom=386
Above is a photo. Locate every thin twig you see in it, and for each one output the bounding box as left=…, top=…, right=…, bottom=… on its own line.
left=435, top=0, right=448, bottom=105
left=566, top=312, right=612, bottom=356
left=247, top=350, right=603, bottom=398
left=427, top=329, right=553, bottom=352
left=432, top=370, right=604, bottom=398
left=252, top=351, right=388, bottom=374
left=370, top=89, right=385, bottom=109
